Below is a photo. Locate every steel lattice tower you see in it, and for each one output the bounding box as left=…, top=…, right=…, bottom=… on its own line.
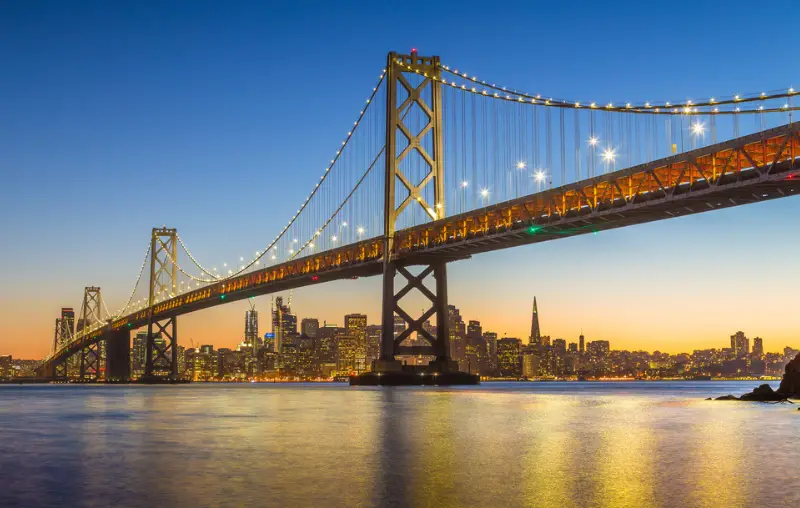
left=143, top=227, right=179, bottom=381
left=377, top=50, right=458, bottom=373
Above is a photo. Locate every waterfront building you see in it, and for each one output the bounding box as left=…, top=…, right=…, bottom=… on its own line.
left=484, top=331, right=498, bottom=374
left=365, top=325, right=381, bottom=370
left=497, top=337, right=522, bottom=377
left=448, top=305, right=467, bottom=371
left=335, top=335, right=358, bottom=374
left=0, top=355, right=11, bottom=379
left=466, top=320, right=487, bottom=375
left=345, top=314, right=368, bottom=372
left=131, top=331, right=148, bottom=379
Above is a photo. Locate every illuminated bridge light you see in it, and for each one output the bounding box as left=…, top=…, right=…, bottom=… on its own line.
left=528, top=225, right=542, bottom=235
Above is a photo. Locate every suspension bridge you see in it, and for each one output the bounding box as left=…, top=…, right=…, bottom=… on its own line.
left=38, top=50, right=800, bottom=384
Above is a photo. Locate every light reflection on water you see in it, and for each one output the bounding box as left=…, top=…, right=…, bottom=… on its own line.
left=0, top=382, right=798, bottom=508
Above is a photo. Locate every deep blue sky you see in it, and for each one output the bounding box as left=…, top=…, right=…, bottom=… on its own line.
left=2, top=0, right=799, bottom=357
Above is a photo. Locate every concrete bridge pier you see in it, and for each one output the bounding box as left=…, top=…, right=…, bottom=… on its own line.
left=105, top=329, right=130, bottom=382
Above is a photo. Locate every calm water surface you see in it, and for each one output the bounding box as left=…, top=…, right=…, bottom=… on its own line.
left=1, top=381, right=798, bottom=508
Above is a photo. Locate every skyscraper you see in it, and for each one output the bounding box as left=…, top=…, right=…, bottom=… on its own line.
left=497, top=337, right=522, bottom=377
left=529, top=297, right=541, bottom=344
left=752, top=337, right=764, bottom=357
left=448, top=305, right=466, bottom=371
left=244, top=309, right=259, bottom=349
left=365, top=325, right=381, bottom=369
left=301, top=318, right=319, bottom=338
left=579, top=333, right=585, bottom=354
left=731, top=331, right=749, bottom=357
left=131, top=331, right=149, bottom=379
left=345, top=314, right=368, bottom=372
left=272, top=296, right=297, bottom=354
left=393, top=315, right=406, bottom=340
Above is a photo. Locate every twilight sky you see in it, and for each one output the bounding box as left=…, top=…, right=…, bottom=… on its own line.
left=2, top=0, right=799, bottom=358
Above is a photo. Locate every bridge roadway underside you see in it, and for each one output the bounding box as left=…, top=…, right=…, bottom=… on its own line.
left=41, top=124, right=800, bottom=374
left=400, top=159, right=799, bottom=261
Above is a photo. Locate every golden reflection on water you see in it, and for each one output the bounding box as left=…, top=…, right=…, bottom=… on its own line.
left=687, top=403, right=748, bottom=508
left=520, top=395, right=577, bottom=508
left=594, top=397, right=656, bottom=508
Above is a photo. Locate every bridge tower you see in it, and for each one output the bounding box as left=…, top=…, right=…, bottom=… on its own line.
left=78, top=286, right=103, bottom=381
left=373, top=50, right=465, bottom=381
left=143, top=227, right=179, bottom=381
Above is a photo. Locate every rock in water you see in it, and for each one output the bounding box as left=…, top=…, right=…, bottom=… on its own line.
left=739, top=384, right=785, bottom=402
left=777, top=353, right=800, bottom=398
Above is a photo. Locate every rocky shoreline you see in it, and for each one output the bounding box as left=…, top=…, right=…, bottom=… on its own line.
left=712, top=352, right=800, bottom=404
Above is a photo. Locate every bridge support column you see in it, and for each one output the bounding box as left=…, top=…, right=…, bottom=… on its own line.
left=143, top=317, right=178, bottom=382
left=105, top=329, right=130, bottom=382
left=354, top=259, right=476, bottom=385
left=79, top=343, right=100, bottom=382
left=53, top=359, right=68, bottom=381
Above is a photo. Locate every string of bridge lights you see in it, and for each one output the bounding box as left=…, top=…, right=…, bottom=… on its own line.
left=435, top=60, right=797, bottom=114
left=169, top=146, right=385, bottom=292
left=440, top=62, right=797, bottom=113
left=176, top=234, right=220, bottom=281
left=393, top=59, right=797, bottom=115
left=289, top=146, right=385, bottom=261
left=171, top=68, right=388, bottom=285
left=108, top=244, right=152, bottom=319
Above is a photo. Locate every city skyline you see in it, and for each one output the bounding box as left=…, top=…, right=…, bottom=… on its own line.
left=3, top=1, right=800, bottom=359
left=6, top=294, right=797, bottom=361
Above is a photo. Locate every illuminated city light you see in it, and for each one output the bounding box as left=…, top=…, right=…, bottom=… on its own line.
left=461, top=180, right=469, bottom=188
left=480, top=188, right=489, bottom=198
left=588, top=136, right=599, bottom=146
left=601, top=148, right=616, bottom=162
left=534, top=170, right=546, bottom=182
left=691, top=121, right=705, bottom=136
left=516, top=161, right=526, bottom=170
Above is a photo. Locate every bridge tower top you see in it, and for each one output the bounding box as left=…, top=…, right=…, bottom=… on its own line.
left=383, top=50, right=444, bottom=258
left=148, top=227, right=177, bottom=307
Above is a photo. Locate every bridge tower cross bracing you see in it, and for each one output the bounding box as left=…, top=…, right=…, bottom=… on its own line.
left=377, top=50, right=457, bottom=373
left=78, top=287, right=102, bottom=380
left=78, top=286, right=103, bottom=381
left=143, top=227, right=179, bottom=381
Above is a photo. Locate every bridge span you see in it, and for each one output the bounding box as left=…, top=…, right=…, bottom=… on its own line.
left=39, top=51, right=800, bottom=383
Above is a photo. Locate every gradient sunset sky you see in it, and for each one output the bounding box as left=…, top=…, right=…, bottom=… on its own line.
left=2, top=0, right=799, bottom=358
